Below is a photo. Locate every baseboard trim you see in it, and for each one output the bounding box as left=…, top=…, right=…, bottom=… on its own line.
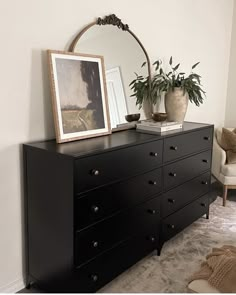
left=0, top=277, right=25, bottom=293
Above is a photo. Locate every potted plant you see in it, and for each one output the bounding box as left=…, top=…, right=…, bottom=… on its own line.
left=130, top=57, right=206, bottom=122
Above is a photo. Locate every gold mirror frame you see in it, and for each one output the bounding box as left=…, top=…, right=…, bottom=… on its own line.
left=68, top=14, right=152, bottom=130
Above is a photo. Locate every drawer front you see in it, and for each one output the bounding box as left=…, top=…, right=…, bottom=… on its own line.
left=161, top=172, right=210, bottom=218
left=163, top=127, right=213, bottom=163
left=73, top=232, right=158, bottom=293
left=75, top=197, right=160, bottom=266
left=161, top=194, right=209, bottom=242
left=76, top=168, right=162, bottom=229
left=164, top=150, right=212, bottom=190
left=75, top=140, right=163, bottom=193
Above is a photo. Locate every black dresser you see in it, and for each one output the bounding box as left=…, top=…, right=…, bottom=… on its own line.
left=23, top=121, right=213, bottom=292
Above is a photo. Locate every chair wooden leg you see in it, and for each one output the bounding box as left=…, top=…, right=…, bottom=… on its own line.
left=223, top=185, right=228, bottom=207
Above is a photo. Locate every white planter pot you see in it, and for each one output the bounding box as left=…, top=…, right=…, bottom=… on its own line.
left=142, top=99, right=153, bottom=119
left=165, top=88, right=189, bottom=122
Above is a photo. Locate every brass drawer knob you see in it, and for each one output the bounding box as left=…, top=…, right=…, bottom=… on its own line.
left=201, top=181, right=208, bottom=185
left=168, top=198, right=175, bottom=204
left=147, top=209, right=156, bottom=214
left=149, top=180, right=157, bottom=185
left=91, top=274, right=98, bottom=282
left=92, top=241, right=98, bottom=248
left=170, top=146, right=178, bottom=151
left=91, top=169, right=100, bottom=176
left=148, top=236, right=156, bottom=242
left=204, top=136, right=210, bottom=141
left=91, top=205, right=99, bottom=213
left=202, top=159, right=209, bottom=163
left=169, top=172, right=177, bottom=177
left=150, top=152, right=158, bottom=157
left=201, top=203, right=207, bottom=207
left=168, top=224, right=175, bottom=229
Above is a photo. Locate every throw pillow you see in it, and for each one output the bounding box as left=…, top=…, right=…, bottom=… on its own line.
left=221, top=128, right=236, bottom=151
left=221, top=128, right=236, bottom=164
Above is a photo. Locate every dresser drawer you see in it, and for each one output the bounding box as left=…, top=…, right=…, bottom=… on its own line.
left=75, top=140, right=163, bottom=193
left=73, top=231, right=158, bottom=293
left=75, top=196, right=160, bottom=266
left=75, top=168, right=162, bottom=229
left=161, top=194, right=209, bottom=242
left=161, top=172, right=210, bottom=218
left=164, top=150, right=212, bottom=190
left=163, top=127, right=213, bottom=163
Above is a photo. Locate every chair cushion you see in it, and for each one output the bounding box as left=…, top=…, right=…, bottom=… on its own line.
left=221, top=163, right=236, bottom=176
left=188, top=279, right=219, bottom=293
left=227, top=150, right=236, bottom=164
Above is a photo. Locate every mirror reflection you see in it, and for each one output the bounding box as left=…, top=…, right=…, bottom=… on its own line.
left=74, top=25, right=148, bottom=128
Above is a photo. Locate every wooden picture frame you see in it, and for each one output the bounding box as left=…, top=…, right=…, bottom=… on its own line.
left=47, top=50, right=111, bottom=143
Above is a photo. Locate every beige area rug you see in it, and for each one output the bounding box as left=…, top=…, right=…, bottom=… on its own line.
left=100, top=197, right=236, bottom=293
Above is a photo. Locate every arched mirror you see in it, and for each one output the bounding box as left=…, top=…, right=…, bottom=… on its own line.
left=69, top=14, right=151, bottom=130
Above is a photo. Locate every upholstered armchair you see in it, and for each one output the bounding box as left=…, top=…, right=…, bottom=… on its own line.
left=212, top=128, right=236, bottom=206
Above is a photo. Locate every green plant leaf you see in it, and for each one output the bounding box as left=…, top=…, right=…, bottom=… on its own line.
left=153, top=60, right=159, bottom=66
left=173, top=63, right=180, bottom=71
left=169, top=56, right=173, bottom=65
left=141, top=61, right=146, bottom=67
left=192, top=62, right=200, bottom=69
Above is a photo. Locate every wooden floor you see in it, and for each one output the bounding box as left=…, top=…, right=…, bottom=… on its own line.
left=18, top=180, right=236, bottom=293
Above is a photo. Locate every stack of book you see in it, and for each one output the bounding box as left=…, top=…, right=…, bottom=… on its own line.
left=136, top=120, right=183, bottom=134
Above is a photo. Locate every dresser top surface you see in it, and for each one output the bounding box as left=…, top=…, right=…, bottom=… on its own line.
left=24, top=121, right=213, bottom=158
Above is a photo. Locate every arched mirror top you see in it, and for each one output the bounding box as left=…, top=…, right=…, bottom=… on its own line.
left=68, top=14, right=151, bottom=129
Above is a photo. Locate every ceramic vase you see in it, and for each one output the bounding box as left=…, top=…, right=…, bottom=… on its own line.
left=165, top=88, right=189, bottom=122
left=142, top=99, right=153, bottom=119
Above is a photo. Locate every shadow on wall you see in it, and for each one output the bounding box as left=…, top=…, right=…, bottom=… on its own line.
left=28, top=49, right=55, bottom=141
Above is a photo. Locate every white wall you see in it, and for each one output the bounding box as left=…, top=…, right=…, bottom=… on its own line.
left=225, top=1, right=236, bottom=127
left=0, top=0, right=234, bottom=292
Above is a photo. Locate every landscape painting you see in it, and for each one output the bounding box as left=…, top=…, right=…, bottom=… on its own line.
left=48, top=50, right=111, bottom=143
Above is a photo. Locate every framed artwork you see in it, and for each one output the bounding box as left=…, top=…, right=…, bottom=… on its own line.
left=47, top=50, right=111, bottom=143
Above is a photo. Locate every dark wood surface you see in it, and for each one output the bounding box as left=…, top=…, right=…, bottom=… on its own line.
left=24, top=122, right=213, bottom=158
left=75, top=168, right=162, bottom=229
left=75, top=196, right=160, bottom=266
left=163, top=127, right=213, bottom=162
left=24, top=146, right=74, bottom=287
left=23, top=121, right=214, bottom=292
left=163, top=150, right=212, bottom=190
left=161, top=194, right=209, bottom=242
left=74, top=139, right=163, bottom=193
left=161, top=172, right=210, bottom=218
left=18, top=181, right=236, bottom=293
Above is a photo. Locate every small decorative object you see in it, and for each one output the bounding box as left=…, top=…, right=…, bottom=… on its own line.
left=47, top=50, right=111, bottom=143
left=153, top=56, right=205, bottom=122
left=125, top=113, right=140, bottom=122
left=130, top=57, right=205, bottom=122
left=152, top=112, right=168, bottom=122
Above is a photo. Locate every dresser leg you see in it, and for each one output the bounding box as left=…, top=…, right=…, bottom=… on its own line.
left=157, top=242, right=164, bottom=256
left=223, top=185, right=228, bottom=207
left=206, top=213, right=209, bottom=219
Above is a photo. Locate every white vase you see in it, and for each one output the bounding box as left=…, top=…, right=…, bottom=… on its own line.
left=142, top=99, right=153, bottom=119
left=165, top=88, right=189, bottom=122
